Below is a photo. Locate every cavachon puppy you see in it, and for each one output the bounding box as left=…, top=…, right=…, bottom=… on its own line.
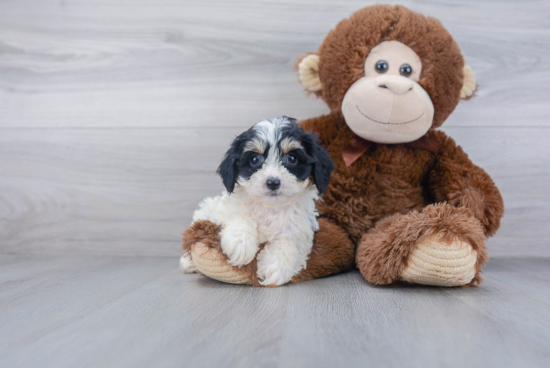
left=180, top=117, right=333, bottom=286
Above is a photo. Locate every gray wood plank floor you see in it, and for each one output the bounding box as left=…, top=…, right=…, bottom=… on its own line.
left=1, top=0, right=550, bottom=257
left=0, top=256, right=549, bottom=368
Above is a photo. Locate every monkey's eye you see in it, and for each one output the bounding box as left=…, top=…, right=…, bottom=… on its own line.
left=249, top=154, right=264, bottom=168
left=375, top=60, right=389, bottom=73
left=285, top=154, right=298, bottom=167
left=400, top=64, right=412, bottom=77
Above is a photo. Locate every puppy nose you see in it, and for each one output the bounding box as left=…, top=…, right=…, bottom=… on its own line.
left=376, top=75, right=414, bottom=95
left=266, top=177, right=281, bottom=191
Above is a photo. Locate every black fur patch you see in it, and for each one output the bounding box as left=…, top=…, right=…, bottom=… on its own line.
left=217, top=116, right=333, bottom=194
left=217, top=126, right=258, bottom=193
left=281, top=149, right=313, bottom=181
left=238, top=150, right=267, bottom=181
left=278, top=118, right=334, bottom=194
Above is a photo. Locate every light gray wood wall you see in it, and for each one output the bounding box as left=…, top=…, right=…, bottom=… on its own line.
left=1, top=0, right=549, bottom=257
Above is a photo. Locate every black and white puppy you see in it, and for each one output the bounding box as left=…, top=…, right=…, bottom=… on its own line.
left=180, top=116, right=333, bottom=286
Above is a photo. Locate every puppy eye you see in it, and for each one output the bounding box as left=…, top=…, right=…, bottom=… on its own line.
left=285, top=154, right=298, bottom=167
left=400, top=64, right=412, bottom=77
left=249, top=154, right=264, bottom=168
left=375, top=60, right=388, bottom=74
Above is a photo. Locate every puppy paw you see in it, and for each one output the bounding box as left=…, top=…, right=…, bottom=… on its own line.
left=179, top=252, right=197, bottom=274
left=220, top=224, right=259, bottom=267
left=257, top=254, right=294, bottom=287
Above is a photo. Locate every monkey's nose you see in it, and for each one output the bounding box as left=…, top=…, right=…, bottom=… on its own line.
left=376, top=75, right=414, bottom=95
left=266, top=177, right=281, bottom=191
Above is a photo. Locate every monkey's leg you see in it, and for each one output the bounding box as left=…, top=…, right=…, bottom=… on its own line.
left=356, top=203, right=488, bottom=287
left=182, top=218, right=355, bottom=286
left=291, top=218, right=356, bottom=283
left=182, top=220, right=261, bottom=286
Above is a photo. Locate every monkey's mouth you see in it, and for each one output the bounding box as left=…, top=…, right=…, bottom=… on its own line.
left=356, top=106, right=424, bottom=125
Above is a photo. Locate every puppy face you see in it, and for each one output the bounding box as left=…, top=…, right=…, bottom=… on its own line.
left=217, top=117, right=333, bottom=201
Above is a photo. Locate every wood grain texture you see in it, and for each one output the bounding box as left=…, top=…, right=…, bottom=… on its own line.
left=0, top=255, right=549, bottom=368
left=0, top=127, right=548, bottom=257
left=0, top=0, right=549, bottom=128
left=0, top=0, right=549, bottom=257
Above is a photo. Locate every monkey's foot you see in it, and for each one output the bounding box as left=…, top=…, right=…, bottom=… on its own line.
left=191, top=242, right=254, bottom=285
left=356, top=203, right=488, bottom=287
left=400, top=235, right=478, bottom=287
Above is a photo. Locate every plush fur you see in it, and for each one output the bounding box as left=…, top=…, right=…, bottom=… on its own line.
left=293, top=5, right=504, bottom=286
left=182, top=220, right=262, bottom=286
left=181, top=117, right=333, bottom=286
left=182, top=5, right=504, bottom=287
left=355, top=203, right=488, bottom=286
left=313, top=4, right=464, bottom=129
left=290, top=217, right=356, bottom=283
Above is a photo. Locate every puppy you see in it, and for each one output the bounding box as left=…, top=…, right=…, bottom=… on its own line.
left=180, top=116, right=333, bottom=286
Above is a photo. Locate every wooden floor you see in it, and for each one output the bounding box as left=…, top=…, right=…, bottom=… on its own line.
left=0, top=256, right=548, bottom=368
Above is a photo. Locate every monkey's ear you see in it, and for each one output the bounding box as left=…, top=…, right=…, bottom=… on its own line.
left=460, top=65, right=477, bottom=99
left=298, top=54, right=322, bottom=92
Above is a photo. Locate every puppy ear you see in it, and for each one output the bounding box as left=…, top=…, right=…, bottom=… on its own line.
left=311, top=143, right=334, bottom=194
left=216, top=140, right=241, bottom=193
left=216, top=127, right=257, bottom=193
left=301, top=131, right=333, bottom=194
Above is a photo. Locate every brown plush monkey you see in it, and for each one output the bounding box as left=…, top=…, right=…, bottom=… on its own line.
left=183, top=4, right=504, bottom=287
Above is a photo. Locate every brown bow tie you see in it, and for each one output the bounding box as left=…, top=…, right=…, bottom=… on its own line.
left=341, top=135, right=440, bottom=167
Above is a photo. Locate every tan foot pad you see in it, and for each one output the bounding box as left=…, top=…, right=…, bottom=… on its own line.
left=400, top=236, right=477, bottom=287
left=191, top=243, right=252, bottom=285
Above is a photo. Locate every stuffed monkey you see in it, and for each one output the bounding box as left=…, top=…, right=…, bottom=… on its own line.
left=182, top=4, right=504, bottom=287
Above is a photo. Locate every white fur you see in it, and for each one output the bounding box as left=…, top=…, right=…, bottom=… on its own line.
left=192, top=185, right=318, bottom=286
left=185, top=118, right=321, bottom=286
left=179, top=252, right=197, bottom=274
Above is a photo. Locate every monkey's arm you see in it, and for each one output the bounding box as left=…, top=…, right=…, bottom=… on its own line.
left=428, top=131, right=504, bottom=237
